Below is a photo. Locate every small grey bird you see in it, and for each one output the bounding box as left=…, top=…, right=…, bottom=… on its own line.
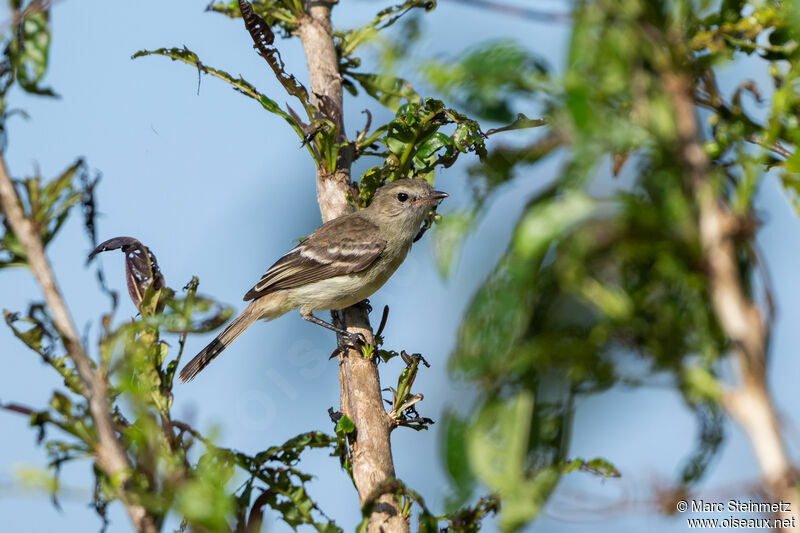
left=179, top=178, right=447, bottom=382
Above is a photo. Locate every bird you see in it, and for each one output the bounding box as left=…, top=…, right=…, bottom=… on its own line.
left=178, top=178, right=448, bottom=382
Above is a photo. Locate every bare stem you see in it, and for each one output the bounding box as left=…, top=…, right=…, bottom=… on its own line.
left=662, top=72, right=800, bottom=530
left=294, top=2, right=408, bottom=532
left=0, top=154, right=158, bottom=533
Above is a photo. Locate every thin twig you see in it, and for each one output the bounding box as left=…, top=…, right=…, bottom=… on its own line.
left=438, top=0, right=570, bottom=23
left=485, top=115, right=547, bottom=136
left=745, top=134, right=793, bottom=160
left=1, top=401, right=36, bottom=416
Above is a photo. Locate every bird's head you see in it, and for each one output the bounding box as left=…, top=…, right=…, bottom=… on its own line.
left=365, top=178, right=448, bottom=239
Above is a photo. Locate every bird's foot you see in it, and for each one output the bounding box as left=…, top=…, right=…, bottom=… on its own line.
left=356, top=299, right=372, bottom=314
left=330, top=331, right=369, bottom=359
left=340, top=331, right=367, bottom=349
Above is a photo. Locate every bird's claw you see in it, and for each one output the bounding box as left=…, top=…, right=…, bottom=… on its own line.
left=338, top=331, right=367, bottom=350
left=357, top=299, right=373, bottom=314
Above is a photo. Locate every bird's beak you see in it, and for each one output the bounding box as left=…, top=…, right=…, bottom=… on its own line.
left=413, top=190, right=449, bottom=206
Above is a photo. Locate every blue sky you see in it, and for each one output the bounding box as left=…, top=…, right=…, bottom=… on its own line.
left=0, top=1, right=798, bottom=532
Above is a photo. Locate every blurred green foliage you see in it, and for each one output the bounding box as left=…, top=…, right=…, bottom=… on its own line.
left=424, top=40, right=548, bottom=123
left=384, top=0, right=800, bottom=529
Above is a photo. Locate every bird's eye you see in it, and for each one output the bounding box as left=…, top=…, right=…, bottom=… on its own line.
left=397, top=192, right=409, bottom=202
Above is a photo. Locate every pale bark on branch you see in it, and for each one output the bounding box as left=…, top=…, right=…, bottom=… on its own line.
left=662, top=72, right=800, bottom=531
left=296, top=2, right=409, bottom=532
left=0, top=155, right=158, bottom=533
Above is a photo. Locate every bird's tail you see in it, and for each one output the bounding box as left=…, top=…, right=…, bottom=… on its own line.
left=179, top=301, right=261, bottom=383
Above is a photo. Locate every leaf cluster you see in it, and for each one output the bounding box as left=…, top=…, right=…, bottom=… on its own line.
left=355, top=98, right=485, bottom=207
left=0, top=160, right=87, bottom=268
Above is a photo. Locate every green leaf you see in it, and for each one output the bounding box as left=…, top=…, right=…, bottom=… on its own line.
left=449, top=250, right=537, bottom=380
left=335, top=415, right=355, bottom=435
left=576, top=277, right=633, bottom=321
left=48, top=392, right=72, bottom=417
left=177, top=450, right=236, bottom=531
left=485, top=113, right=547, bottom=136
left=513, top=191, right=599, bottom=259
left=423, top=39, right=546, bottom=122
left=4, top=309, right=45, bottom=354
left=349, top=72, right=420, bottom=112
left=376, top=349, right=399, bottom=363
left=466, top=392, right=560, bottom=531
left=4, top=306, right=82, bottom=393
left=414, top=132, right=453, bottom=170
left=778, top=170, right=800, bottom=215
left=681, top=365, right=723, bottom=404
left=8, top=10, right=56, bottom=96
left=441, top=410, right=474, bottom=508
left=467, top=392, right=534, bottom=492
left=253, top=430, right=336, bottom=465
left=499, top=467, right=559, bottom=532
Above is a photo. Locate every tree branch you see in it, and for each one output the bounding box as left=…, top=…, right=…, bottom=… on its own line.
left=295, top=2, right=408, bottom=532
left=745, top=134, right=793, bottom=160
left=662, top=72, right=800, bottom=529
left=0, top=154, right=158, bottom=533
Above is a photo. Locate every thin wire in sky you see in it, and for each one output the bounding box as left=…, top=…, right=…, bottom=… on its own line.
left=439, top=0, right=571, bottom=23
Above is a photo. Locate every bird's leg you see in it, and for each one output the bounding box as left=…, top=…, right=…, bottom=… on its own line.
left=333, top=309, right=365, bottom=350
left=331, top=309, right=349, bottom=349
left=300, top=307, right=365, bottom=347
left=331, top=308, right=345, bottom=330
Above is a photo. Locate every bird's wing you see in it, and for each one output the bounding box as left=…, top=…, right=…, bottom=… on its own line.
left=243, top=215, right=386, bottom=301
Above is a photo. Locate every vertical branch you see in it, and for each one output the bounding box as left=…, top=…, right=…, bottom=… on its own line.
left=0, top=155, right=158, bottom=533
left=296, top=1, right=354, bottom=219
left=295, top=2, right=408, bottom=532
left=662, top=72, right=800, bottom=529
